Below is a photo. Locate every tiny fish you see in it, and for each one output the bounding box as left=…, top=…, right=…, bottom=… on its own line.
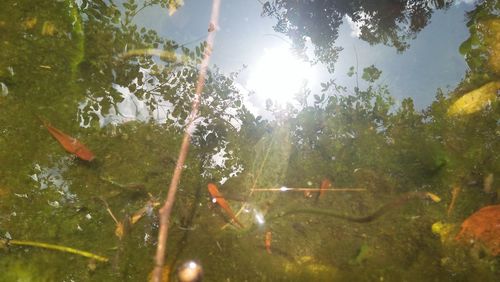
left=207, top=183, right=244, bottom=228
left=265, top=231, right=272, bottom=254
left=315, top=178, right=331, bottom=202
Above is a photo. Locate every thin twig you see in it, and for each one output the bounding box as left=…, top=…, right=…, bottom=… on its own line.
left=151, top=1, right=221, bottom=281
left=2, top=239, right=108, bottom=262
left=447, top=186, right=460, bottom=217
left=98, top=197, right=120, bottom=224
left=250, top=187, right=367, bottom=192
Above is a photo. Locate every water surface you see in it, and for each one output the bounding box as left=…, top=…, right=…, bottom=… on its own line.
left=0, top=0, right=499, bottom=281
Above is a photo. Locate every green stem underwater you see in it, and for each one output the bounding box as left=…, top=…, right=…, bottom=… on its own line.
left=2, top=239, right=108, bottom=262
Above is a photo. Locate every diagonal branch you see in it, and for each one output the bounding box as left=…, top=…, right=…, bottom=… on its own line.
left=151, top=1, right=221, bottom=281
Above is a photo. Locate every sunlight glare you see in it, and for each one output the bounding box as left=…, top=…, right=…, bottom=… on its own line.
left=254, top=209, right=265, bottom=225
left=247, top=46, right=314, bottom=105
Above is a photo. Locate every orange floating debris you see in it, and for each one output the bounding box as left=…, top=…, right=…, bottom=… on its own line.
left=455, top=204, right=500, bottom=256
left=40, top=118, right=95, bottom=161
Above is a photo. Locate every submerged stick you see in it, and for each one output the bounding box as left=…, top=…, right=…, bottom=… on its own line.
left=251, top=187, right=366, bottom=192
left=152, top=1, right=221, bottom=282
left=2, top=239, right=108, bottom=262
left=271, top=192, right=441, bottom=223
left=447, top=186, right=460, bottom=217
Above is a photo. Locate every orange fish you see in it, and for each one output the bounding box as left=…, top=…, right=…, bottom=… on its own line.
left=303, top=190, right=313, bottom=198
left=207, top=183, right=244, bottom=228
left=265, top=231, right=272, bottom=254
left=316, top=178, right=331, bottom=201
left=41, top=118, right=95, bottom=161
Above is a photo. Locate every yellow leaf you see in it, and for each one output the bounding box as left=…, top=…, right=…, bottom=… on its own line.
left=115, top=222, right=124, bottom=240
left=426, top=192, right=441, bottom=203
left=131, top=207, right=146, bottom=225
left=131, top=199, right=160, bottom=225
left=448, top=81, right=500, bottom=116
left=41, top=21, right=56, bottom=36
left=22, top=17, right=38, bottom=30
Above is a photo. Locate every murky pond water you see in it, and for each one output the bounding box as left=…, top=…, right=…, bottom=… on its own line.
left=1, top=0, right=499, bottom=281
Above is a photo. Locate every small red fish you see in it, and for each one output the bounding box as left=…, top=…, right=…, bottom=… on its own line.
left=319, top=178, right=331, bottom=198
left=303, top=190, right=313, bottom=198
left=207, top=183, right=244, bottom=228
left=41, top=118, right=95, bottom=161
left=265, top=231, right=272, bottom=254
left=315, top=178, right=331, bottom=201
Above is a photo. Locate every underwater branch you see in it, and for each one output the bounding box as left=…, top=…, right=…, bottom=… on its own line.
left=272, top=191, right=441, bottom=223
left=251, top=187, right=367, bottom=192
left=151, top=1, right=221, bottom=282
